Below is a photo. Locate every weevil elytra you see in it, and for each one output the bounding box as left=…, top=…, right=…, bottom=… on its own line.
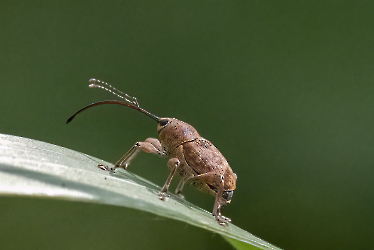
left=66, top=79, right=237, bottom=225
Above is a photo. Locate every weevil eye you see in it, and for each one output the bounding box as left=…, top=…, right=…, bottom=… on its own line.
left=159, top=119, right=169, bottom=126
left=222, top=190, right=234, bottom=203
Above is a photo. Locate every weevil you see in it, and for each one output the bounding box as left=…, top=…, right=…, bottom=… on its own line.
left=66, top=79, right=237, bottom=225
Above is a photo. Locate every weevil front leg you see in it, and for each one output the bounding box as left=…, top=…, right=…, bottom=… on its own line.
left=114, top=138, right=166, bottom=170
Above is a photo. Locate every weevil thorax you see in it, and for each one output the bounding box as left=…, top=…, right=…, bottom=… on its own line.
left=157, top=118, right=200, bottom=153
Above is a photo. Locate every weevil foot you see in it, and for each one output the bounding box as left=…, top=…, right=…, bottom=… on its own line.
left=158, top=191, right=170, bottom=201
left=98, top=164, right=110, bottom=171
left=114, top=163, right=129, bottom=170
left=98, top=164, right=116, bottom=173
left=214, top=214, right=231, bottom=225
left=122, top=163, right=130, bottom=170
left=176, top=193, right=185, bottom=199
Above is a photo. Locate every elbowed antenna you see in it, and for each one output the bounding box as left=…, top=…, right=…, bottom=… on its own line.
left=66, top=79, right=160, bottom=124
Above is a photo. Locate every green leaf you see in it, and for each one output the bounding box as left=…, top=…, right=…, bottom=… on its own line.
left=0, top=134, right=281, bottom=250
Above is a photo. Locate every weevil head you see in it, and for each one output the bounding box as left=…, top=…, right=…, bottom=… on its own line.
left=157, top=118, right=200, bottom=150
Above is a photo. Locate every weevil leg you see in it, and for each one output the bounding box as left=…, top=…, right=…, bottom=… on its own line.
left=175, top=179, right=186, bottom=198
left=115, top=138, right=166, bottom=169
left=115, top=144, right=139, bottom=169
left=212, top=184, right=231, bottom=225
left=159, top=157, right=180, bottom=200
left=159, top=145, right=183, bottom=200
left=186, top=173, right=231, bottom=225
left=185, top=172, right=222, bottom=188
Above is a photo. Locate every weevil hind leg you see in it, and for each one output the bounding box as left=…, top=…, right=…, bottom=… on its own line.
left=212, top=186, right=231, bottom=225
left=186, top=173, right=231, bottom=225
left=115, top=138, right=166, bottom=169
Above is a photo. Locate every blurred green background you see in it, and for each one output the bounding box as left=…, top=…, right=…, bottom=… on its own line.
left=1, top=1, right=374, bottom=249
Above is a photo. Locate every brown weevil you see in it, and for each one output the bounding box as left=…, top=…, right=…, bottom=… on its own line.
left=66, top=79, right=237, bottom=225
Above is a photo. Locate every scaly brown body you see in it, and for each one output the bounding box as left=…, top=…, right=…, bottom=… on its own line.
left=67, top=79, right=237, bottom=224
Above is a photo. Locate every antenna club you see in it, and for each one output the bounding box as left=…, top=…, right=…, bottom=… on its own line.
left=89, top=79, right=100, bottom=88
